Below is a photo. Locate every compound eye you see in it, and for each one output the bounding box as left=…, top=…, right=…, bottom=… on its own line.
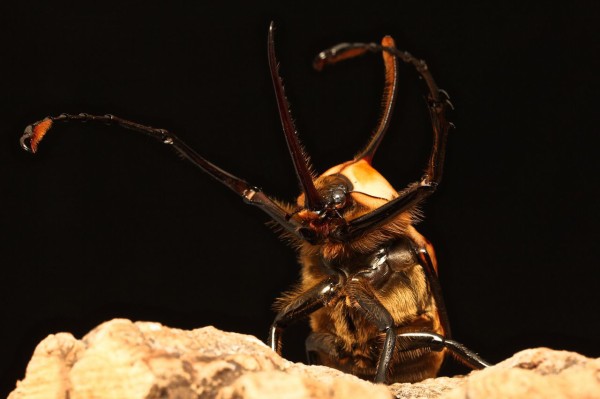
left=330, top=187, right=347, bottom=208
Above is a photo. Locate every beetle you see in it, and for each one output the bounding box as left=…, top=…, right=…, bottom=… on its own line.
left=20, top=23, right=489, bottom=383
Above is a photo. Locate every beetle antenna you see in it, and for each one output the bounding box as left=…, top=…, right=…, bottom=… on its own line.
left=268, top=22, right=323, bottom=211
left=347, top=190, right=388, bottom=202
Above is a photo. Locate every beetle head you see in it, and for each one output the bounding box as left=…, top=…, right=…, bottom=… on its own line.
left=292, top=159, right=398, bottom=243
left=269, top=23, right=403, bottom=245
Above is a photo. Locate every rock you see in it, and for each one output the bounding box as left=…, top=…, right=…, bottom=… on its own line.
left=439, top=348, right=600, bottom=399
left=6, top=319, right=599, bottom=399
left=6, top=319, right=391, bottom=399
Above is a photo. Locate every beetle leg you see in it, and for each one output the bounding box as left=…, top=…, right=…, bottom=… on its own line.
left=344, top=80, right=451, bottom=237
left=20, top=113, right=312, bottom=241
left=314, top=36, right=399, bottom=164
left=396, top=332, right=491, bottom=369
left=346, top=280, right=396, bottom=383
left=407, top=233, right=452, bottom=339
left=269, top=277, right=339, bottom=355
left=316, top=42, right=452, bottom=241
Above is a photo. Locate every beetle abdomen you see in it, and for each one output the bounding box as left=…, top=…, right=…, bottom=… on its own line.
left=299, top=236, right=445, bottom=383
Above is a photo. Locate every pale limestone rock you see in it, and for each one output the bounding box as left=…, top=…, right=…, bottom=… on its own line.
left=6, top=319, right=599, bottom=399
left=390, top=375, right=464, bottom=399
left=440, top=348, right=600, bottom=399
left=7, top=319, right=391, bottom=399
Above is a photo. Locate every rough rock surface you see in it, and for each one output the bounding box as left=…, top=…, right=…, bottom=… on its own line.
left=7, top=319, right=599, bottom=399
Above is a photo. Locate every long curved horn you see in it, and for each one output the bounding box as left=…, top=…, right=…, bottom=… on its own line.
left=268, top=22, right=322, bottom=211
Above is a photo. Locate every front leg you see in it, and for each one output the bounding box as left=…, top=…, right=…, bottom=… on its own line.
left=268, top=277, right=339, bottom=354
left=20, top=113, right=309, bottom=241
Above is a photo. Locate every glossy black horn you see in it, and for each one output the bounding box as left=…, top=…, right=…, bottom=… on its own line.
left=268, top=22, right=323, bottom=210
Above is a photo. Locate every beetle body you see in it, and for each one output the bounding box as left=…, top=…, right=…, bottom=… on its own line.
left=272, top=160, right=446, bottom=382
left=21, top=24, right=489, bottom=384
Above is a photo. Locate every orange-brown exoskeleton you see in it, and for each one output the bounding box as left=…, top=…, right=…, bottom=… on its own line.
left=20, top=23, right=489, bottom=383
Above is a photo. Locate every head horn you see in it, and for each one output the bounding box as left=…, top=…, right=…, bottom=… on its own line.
left=268, top=22, right=323, bottom=211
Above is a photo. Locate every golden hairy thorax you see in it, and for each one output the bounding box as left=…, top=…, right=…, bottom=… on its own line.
left=294, top=224, right=445, bottom=383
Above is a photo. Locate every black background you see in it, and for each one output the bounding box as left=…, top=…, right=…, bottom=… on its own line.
left=1, top=1, right=598, bottom=395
